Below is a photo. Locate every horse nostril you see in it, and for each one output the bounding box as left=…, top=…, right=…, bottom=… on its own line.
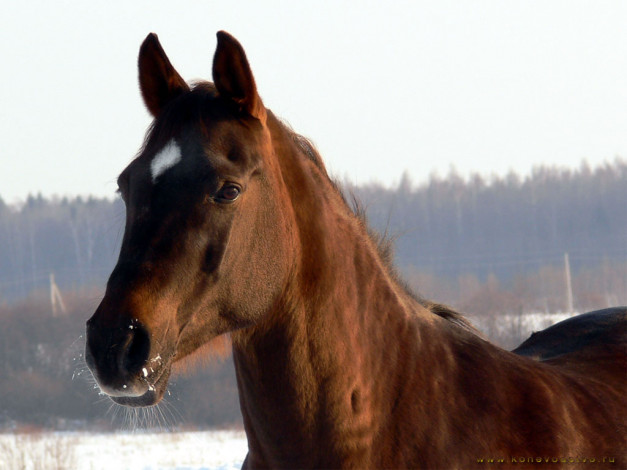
left=86, top=317, right=153, bottom=396
left=120, top=324, right=151, bottom=377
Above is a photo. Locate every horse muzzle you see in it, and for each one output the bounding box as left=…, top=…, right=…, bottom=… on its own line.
left=85, top=312, right=171, bottom=407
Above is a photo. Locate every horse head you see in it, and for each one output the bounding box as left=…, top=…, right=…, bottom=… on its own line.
left=85, top=32, right=296, bottom=406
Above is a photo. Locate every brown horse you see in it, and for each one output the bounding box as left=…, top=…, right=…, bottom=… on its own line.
left=85, top=31, right=626, bottom=469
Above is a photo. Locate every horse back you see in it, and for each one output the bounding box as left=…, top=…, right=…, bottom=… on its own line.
left=513, top=307, right=627, bottom=384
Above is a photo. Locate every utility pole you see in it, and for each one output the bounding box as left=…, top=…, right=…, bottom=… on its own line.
left=50, top=273, right=67, bottom=317
left=564, top=253, right=574, bottom=315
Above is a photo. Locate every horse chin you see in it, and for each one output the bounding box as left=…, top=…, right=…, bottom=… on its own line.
left=109, top=364, right=172, bottom=408
left=111, top=390, right=162, bottom=407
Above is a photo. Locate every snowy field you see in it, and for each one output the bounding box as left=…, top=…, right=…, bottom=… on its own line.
left=0, top=430, right=247, bottom=470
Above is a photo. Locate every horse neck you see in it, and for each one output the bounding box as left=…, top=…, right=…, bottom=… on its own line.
left=233, top=114, right=432, bottom=359
left=230, top=118, right=456, bottom=463
left=229, top=124, right=625, bottom=465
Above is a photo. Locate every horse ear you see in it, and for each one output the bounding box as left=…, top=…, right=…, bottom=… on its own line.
left=138, top=33, right=189, bottom=118
left=212, top=31, right=266, bottom=123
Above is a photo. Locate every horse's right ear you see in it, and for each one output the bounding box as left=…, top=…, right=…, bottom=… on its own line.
left=138, top=33, right=189, bottom=118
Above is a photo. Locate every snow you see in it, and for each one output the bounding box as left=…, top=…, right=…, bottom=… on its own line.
left=0, top=430, right=247, bottom=470
left=472, top=312, right=578, bottom=338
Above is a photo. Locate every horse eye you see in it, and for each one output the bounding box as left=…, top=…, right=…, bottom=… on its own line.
left=216, top=184, right=241, bottom=203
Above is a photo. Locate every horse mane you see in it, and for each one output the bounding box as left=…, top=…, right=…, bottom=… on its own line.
left=284, top=123, right=479, bottom=335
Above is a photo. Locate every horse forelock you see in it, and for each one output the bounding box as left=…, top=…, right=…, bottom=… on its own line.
left=140, top=81, right=257, bottom=156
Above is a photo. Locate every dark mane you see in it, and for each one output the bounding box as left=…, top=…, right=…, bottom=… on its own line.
left=286, top=124, right=477, bottom=333
left=289, top=129, right=328, bottom=172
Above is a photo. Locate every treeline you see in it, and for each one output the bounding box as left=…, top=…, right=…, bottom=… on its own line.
left=0, top=196, right=123, bottom=301
left=0, top=159, right=625, bottom=311
left=351, top=159, right=626, bottom=279
left=351, top=159, right=627, bottom=311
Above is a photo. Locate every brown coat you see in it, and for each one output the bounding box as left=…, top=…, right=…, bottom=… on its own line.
left=85, top=31, right=627, bottom=469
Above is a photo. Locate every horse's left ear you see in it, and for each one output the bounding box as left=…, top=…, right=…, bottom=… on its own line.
left=212, top=31, right=266, bottom=123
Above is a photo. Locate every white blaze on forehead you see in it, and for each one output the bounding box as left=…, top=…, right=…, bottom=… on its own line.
left=150, top=139, right=182, bottom=182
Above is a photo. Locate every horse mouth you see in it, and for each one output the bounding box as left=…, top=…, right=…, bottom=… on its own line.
left=108, top=364, right=172, bottom=407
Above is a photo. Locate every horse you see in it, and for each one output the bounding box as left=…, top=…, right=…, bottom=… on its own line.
left=85, top=31, right=626, bottom=469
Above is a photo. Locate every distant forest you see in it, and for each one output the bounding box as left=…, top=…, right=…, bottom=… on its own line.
left=1, top=159, right=626, bottom=430
left=350, top=159, right=627, bottom=313
left=1, top=159, right=625, bottom=312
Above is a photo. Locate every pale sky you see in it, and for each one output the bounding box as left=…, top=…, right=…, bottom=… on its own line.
left=1, top=1, right=626, bottom=203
